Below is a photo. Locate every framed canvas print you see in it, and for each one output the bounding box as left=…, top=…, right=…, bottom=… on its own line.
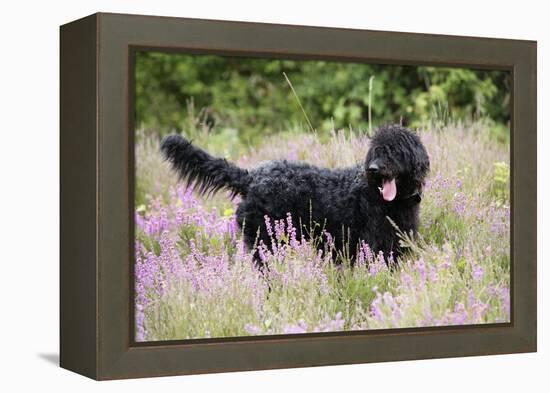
left=60, top=12, right=537, bottom=380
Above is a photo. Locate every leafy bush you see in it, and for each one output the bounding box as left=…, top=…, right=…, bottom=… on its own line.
left=135, top=52, right=510, bottom=144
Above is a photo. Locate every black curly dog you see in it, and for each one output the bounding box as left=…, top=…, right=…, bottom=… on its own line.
left=161, top=125, right=429, bottom=264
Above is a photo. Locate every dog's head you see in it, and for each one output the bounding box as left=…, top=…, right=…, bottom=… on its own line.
left=365, top=125, right=430, bottom=204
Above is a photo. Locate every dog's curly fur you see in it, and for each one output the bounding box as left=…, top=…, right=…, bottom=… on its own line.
left=161, top=125, right=430, bottom=263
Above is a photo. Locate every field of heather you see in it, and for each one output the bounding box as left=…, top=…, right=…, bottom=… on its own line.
left=134, top=122, right=510, bottom=341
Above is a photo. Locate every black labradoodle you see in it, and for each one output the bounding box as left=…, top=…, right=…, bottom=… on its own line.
left=161, top=125, right=430, bottom=263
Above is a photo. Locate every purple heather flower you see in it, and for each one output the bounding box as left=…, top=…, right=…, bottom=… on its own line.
left=472, top=264, right=484, bottom=282
left=324, top=231, right=335, bottom=250
left=442, top=253, right=452, bottom=269
left=274, top=219, right=286, bottom=241
left=429, top=265, right=439, bottom=282
left=452, top=302, right=468, bottom=325
left=283, top=319, right=309, bottom=334
left=245, top=324, right=263, bottom=335
left=400, top=271, right=413, bottom=288
left=286, top=212, right=299, bottom=248
left=453, top=192, right=467, bottom=216
left=500, top=287, right=511, bottom=316
left=315, top=312, right=346, bottom=332
left=257, top=241, right=270, bottom=262
left=370, top=293, right=384, bottom=322
left=415, top=258, right=427, bottom=288
left=135, top=212, right=146, bottom=232
left=264, top=215, right=273, bottom=238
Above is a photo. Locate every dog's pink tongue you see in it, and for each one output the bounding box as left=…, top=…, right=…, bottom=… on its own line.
left=381, top=179, right=397, bottom=201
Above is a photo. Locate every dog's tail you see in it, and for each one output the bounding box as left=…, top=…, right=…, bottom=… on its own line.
left=160, top=134, right=251, bottom=198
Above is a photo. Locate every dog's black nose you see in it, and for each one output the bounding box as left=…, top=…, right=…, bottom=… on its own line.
left=368, top=161, right=380, bottom=173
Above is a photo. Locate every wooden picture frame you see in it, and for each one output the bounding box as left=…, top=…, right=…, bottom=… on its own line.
left=60, top=12, right=537, bottom=380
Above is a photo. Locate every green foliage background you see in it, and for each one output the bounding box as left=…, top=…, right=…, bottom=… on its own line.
left=135, top=51, right=510, bottom=144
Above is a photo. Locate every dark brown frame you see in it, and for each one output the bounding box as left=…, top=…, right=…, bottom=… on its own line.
left=60, top=12, right=537, bottom=380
